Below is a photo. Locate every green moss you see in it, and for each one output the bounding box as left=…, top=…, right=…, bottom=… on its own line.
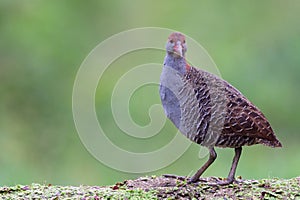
left=0, top=183, right=157, bottom=200
left=0, top=177, right=299, bottom=199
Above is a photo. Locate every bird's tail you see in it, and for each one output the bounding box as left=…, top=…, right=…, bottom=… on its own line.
left=262, top=139, right=282, bottom=148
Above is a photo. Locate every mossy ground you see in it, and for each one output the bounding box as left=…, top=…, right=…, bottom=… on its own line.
left=1, top=176, right=299, bottom=199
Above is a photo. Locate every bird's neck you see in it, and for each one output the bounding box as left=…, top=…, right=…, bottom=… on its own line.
left=164, top=54, right=187, bottom=75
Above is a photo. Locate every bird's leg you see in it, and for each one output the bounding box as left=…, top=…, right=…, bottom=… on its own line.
left=189, top=147, right=217, bottom=183
left=214, top=147, right=242, bottom=185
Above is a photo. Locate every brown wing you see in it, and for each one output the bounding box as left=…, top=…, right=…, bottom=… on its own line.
left=220, top=83, right=282, bottom=148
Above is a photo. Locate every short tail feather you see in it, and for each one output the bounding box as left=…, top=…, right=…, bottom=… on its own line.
left=261, top=139, right=282, bottom=148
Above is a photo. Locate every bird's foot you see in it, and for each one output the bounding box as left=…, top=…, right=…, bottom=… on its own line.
left=187, top=176, right=209, bottom=185
left=188, top=175, right=199, bottom=184
left=208, top=177, right=235, bottom=186
left=162, top=174, right=187, bottom=181
left=188, top=176, right=241, bottom=186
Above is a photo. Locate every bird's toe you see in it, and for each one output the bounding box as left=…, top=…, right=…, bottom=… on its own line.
left=162, top=174, right=187, bottom=181
left=208, top=178, right=235, bottom=186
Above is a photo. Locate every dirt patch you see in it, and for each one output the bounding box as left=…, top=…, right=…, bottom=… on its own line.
left=122, top=175, right=300, bottom=199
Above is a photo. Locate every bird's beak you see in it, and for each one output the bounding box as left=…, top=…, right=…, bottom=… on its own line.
left=173, top=42, right=183, bottom=57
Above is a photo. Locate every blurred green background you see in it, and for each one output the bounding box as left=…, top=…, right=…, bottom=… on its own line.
left=1, top=0, right=299, bottom=186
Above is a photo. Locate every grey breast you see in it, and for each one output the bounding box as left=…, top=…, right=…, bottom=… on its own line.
left=160, top=65, right=233, bottom=147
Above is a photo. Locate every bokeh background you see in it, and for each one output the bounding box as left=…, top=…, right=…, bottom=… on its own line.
left=1, top=1, right=299, bottom=186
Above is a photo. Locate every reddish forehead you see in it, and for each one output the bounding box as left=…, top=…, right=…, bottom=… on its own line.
left=168, top=32, right=185, bottom=42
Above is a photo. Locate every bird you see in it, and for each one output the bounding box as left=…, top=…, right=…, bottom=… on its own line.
left=159, top=32, right=282, bottom=185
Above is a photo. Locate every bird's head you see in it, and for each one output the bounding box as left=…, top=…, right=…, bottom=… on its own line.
left=166, top=32, right=187, bottom=58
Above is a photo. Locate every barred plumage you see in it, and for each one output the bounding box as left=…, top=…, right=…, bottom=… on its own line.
left=160, top=32, right=282, bottom=185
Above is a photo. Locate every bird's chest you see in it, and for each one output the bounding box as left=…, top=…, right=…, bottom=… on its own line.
left=159, top=66, right=228, bottom=146
left=159, top=66, right=184, bottom=129
left=159, top=66, right=203, bottom=140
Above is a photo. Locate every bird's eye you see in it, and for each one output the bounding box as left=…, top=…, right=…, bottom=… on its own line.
left=169, top=40, right=174, bottom=43
left=183, top=40, right=186, bottom=43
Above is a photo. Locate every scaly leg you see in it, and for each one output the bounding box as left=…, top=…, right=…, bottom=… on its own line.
left=189, top=147, right=217, bottom=183
left=212, top=147, right=242, bottom=185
